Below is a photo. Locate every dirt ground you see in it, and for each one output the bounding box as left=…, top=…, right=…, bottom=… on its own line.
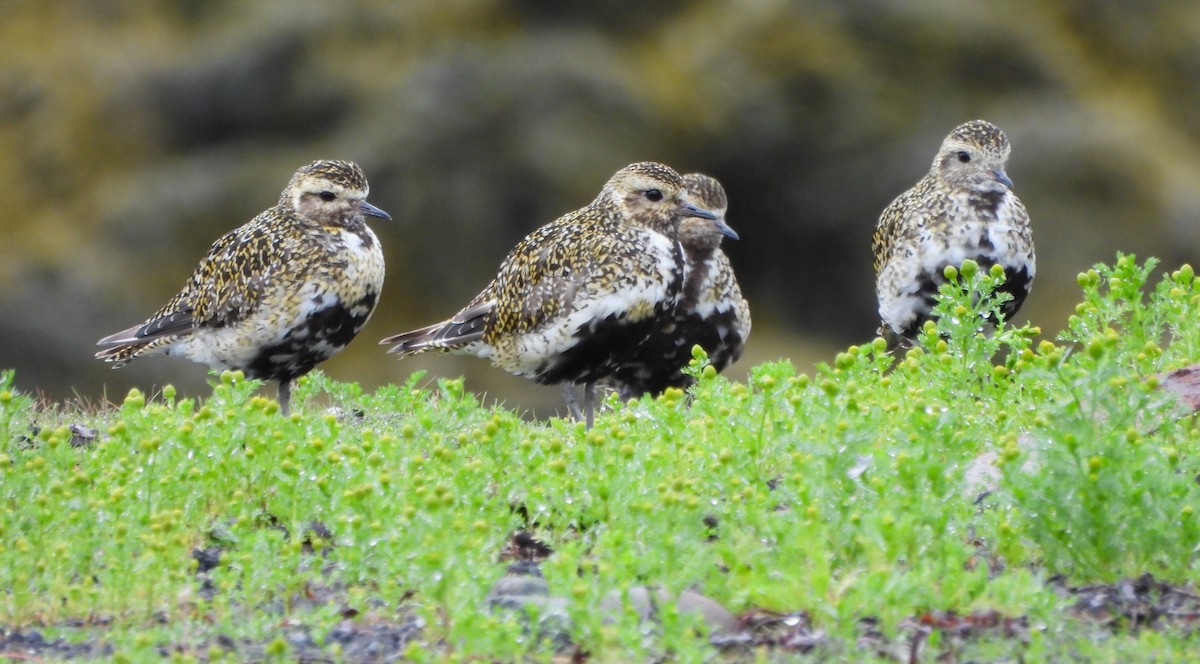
left=3, top=530, right=1199, bottom=662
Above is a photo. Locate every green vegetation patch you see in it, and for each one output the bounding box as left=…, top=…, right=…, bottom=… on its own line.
left=1, top=254, right=1199, bottom=662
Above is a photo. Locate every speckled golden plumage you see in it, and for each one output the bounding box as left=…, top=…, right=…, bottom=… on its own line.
left=604, top=173, right=750, bottom=398
left=873, top=120, right=1035, bottom=347
left=381, top=161, right=718, bottom=427
left=96, top=160, right=390, bottom=414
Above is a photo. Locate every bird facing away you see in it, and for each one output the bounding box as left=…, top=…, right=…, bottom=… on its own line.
left=603, top=173, right=750, bottom=399
left=96, top=160, right=390, bottom=414
left=872, top=120, right=1035, bottom=347
left=380, top=161, right=718, bottom=428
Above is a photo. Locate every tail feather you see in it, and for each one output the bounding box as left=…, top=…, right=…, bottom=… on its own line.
left=94, top=322, right=149, bottom=366
left=381, top=300, right=493, bottom=358
left=94, top=342, right=145, bottom=366
left=96, top=323, right=149, bottom=348
left=96, top=312, right=195, bottom=365
left=379, top=321, right=455, bottom=355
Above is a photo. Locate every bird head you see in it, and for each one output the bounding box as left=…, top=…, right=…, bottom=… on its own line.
left=282, top=160, right=392, bottom=226
left=933, top=120, right=1015, bottom=193
left=679, top=173, right=739, bottom=251
left=603, top=161, right=717, bottom=237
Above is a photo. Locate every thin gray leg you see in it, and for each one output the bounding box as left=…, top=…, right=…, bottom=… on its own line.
left=561, top=384, right=583, bottom=422
left=278, top=379, right=292, bottom=416
left=583, top=381, right=596, bottom=430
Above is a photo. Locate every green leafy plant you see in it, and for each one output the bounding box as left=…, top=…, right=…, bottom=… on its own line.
left=1, top=256, right=1199, bottom=661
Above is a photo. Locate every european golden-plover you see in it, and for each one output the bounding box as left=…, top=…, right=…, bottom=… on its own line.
left=604, top=173, right=749, bottom=399
left=380, top=161, right=717, bottom=428
left=96, top=160, right=390, bottom=414
left=872, top=120, right=1035, bottom=347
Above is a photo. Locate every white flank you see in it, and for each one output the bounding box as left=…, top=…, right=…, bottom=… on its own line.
left=501, top=230, right=678, bottom=378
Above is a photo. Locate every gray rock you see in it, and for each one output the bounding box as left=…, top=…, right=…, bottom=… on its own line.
left=599, top=586, right=735, bottom=635
left=484, top=566, right=572, bottom=649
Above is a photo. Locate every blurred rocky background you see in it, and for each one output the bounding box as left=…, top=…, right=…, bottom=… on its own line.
left=4, top=0, right=1199, bottom=417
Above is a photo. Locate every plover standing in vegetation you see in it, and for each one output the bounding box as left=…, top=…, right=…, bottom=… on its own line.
left=380, top=162, right=717, bottom=428
left=604, top=173, right=749, bottom=399
left=96, top=160, right=390, bottom=414
left=872, top=120, right=1035, bottom=347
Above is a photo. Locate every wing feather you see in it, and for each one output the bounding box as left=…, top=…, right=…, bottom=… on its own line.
left=94, top=209, right=297, bottom=362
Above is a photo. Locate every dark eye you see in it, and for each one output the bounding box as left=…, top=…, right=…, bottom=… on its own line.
left=319, top=191, right=337, bottom=201
left=644, top=189, right=663, bottom=202
left=956, top=151, right=971, bottom=163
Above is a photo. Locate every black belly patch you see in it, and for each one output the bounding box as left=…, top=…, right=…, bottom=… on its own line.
left=532, top=312, right=662, bottom=386
left=900, top=258, right=1031, bottom=341
left=243, top=292, right=377, bottom=382
left=996, top=265, right=1032, bottom=320
left=608, top=309, right=745, bottom=397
